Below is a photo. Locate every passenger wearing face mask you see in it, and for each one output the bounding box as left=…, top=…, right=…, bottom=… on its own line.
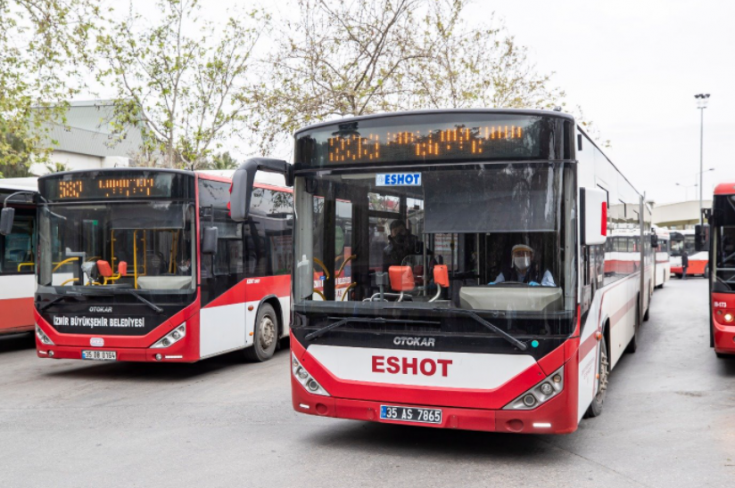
left=383, top=220, right=419, bottom=271
left=489, top=244, right=556, bottom=287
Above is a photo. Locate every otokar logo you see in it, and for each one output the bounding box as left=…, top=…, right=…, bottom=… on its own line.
left=90, top=306, right=113, bottom=313
left=393, top=336, right=435, bottom=347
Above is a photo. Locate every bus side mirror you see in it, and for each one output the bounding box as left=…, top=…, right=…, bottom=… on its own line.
left=581, top=188, right=607, bottom=246
left=694, top=224, right=710, bottom=253
left=0, top=207, right=15, bottom=236
left=651, top=234, right=659, bottom=249
left=230, top=158, right=293, bottom=222
left=201, top=226, right=219, bottom=254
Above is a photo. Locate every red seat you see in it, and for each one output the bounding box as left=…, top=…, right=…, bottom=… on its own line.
left=97, top=260, right=113, bottom=278
left=118, top=261, right=128, bottom=276
left=389, top=266, right=415, bottom=292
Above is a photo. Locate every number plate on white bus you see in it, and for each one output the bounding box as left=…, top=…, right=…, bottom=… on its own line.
left=380, top=405, right=442, bottom=424
left=81, top=350, right=117, bottom=361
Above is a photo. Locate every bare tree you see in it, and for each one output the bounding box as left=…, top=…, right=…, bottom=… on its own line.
left=251, top=0, right=572, bottom=155
left=96, top=0, right=268, bottom=168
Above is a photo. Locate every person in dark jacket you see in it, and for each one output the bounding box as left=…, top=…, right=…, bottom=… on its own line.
left=681, top=249, right=689, bottom=280
left=383, top=220, right=419, bottom=270
left=489, top=244, right=555, bottom=287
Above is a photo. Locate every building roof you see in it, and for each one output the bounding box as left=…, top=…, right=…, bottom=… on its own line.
left=653, top=200, right=712, bottom=227
left=38, top=100, right=144, bottom=158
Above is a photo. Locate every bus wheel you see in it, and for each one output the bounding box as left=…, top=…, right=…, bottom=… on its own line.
left=704, top=266, right=710, bottom=279
left=245, top=303, right=278, bottom=362
left=585, top=336, right=609, bottom=418
left=716, top=353, right=733, bottom=359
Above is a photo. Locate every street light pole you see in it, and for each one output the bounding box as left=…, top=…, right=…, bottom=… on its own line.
left=695, top=94, right=710, bottom=224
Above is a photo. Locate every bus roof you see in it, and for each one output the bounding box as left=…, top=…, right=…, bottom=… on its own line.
left=294, top=108, right=574, bottom=134
left=714, top=182, right=735, bottom=196
left=0, top=177, right=38, bottom=192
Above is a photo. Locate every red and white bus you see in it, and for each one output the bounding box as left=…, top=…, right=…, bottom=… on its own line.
left=231, top=110, right=655, bottom=434
left=20, top=168, right=292, bottom=363
left=670, top=229, right=709, bottom=278
left=707, top=182, right=735, bottom=357
left=0, top=181, right=38, bottom=336
left=652, top=226, right=671, bottom=288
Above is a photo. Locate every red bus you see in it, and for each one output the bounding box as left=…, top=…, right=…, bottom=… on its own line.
left=231, top=110, right=655, bottom=434
left=15, top=168, right=292, bottom=363
left=708, top=182, right=735, bottom=357
left=0, top=181, right=38, bottom=337
left=670, top=229, right=709, bottom=278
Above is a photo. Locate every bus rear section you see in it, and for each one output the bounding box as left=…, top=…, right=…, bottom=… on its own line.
left=710, top=183, right=735, bottom=357
left=231, top=110, right=652, bottom=434
left=0, top=183, right=37, bottom=336
left=32, top=169, right=292, bottom=363
left=670, top=230, right=709, bottom=278
left=652, top=226, right=671, bottom=288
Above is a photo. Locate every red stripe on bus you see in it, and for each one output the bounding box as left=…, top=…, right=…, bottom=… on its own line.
left=203, top=275, right=291, bottom=309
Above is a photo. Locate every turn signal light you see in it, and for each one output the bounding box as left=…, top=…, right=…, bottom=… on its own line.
left=35, top=325, right=54, bottom=345
left=503, top=366, right=564, bottom=410
left=292, top=354, right=330, bottom=396
left=151, top=323, right=186, bottom=348
left=716, top=310, right=735, bottom=324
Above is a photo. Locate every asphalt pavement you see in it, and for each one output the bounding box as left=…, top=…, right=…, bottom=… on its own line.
left=1, top=278, right=733, bottom=488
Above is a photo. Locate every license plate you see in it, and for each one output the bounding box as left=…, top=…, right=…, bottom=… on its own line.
left=81, top=350, right=117, bottom=361
left=380, top=405, right=442, bottom=424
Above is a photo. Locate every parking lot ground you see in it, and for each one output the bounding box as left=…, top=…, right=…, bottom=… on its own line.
left=1, top=278, right=734, bottom=488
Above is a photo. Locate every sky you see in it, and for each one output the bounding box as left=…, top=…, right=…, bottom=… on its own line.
left=100, top=0, right=735, bottom=205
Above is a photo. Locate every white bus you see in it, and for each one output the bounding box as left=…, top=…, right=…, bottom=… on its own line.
left=231, top=109, right=655, bottom=434
left=0, top=179, right=38, bottom=337
left=652, top=226, right=671, bottom=288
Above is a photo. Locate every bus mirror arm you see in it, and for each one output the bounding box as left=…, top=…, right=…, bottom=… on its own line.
left=230, top=158, right=293, bottom=223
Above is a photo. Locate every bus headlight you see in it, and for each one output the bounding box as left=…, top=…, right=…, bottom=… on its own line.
left=503, top=366, right=564, bottom=410
left=151, top=323, right=186, bottom=348
left=36, top=325, right=54, bottom=345
left=292, top=354, right=330, bottom=396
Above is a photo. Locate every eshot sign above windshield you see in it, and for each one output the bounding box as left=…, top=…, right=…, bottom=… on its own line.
left=376, top=173, right=422, bottom=186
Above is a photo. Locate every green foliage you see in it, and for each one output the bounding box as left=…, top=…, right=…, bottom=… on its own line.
left=44, top=161, right=71, bottom=173
left=96, top=0, right=269, bottom=169
left=204, top=151, right=238, bottom=170
left=0, top=0, right=98, bottom=169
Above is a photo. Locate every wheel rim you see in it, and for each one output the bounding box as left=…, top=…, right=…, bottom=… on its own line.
left=259, top=315, right=276, bottom=350
left=596, top=344, right=610, bottom=402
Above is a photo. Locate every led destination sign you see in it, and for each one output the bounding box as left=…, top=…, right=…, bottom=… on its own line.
left=295, top=112, right=564, bottom=167
left=40, top=171, right=194, bottom=201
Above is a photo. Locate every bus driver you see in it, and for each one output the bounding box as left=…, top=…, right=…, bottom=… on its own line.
left=489, top=244, right=556, bottom=287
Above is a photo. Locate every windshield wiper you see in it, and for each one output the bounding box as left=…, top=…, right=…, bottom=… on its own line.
left=127, top=290, right=164, bottom=314
left=434, top=308, right=527, bottom=351
left=38, top=293, right=82, bottom=312
left=305, top=316, right=439, bottom=341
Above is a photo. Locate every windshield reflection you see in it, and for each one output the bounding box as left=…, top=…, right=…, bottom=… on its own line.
left=37, top=202, right=196, bottom=297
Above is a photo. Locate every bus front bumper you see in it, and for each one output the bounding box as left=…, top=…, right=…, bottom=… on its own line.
left=713, top=322, right=735, bottom=355
left=36, top=342, right=197, bottom=362
left=291, top=376, right=578, bottom=434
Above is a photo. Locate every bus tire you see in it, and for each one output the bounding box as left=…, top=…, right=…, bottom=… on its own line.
left=584, top=335, right=609, bottom=418
left=716, top=353, right=733, bottom=359
left=704, top=266, right=710, bottom=279
left=244, top=303, right=278, bottom=362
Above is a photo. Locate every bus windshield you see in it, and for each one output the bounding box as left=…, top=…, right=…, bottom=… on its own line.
left=293, top=163, right=575, bottom=321
left=37, top=201, right=196, bottom=297
left=714, top=195, right=735, bottom=291
left=670, top=232, right=695, bottom=257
